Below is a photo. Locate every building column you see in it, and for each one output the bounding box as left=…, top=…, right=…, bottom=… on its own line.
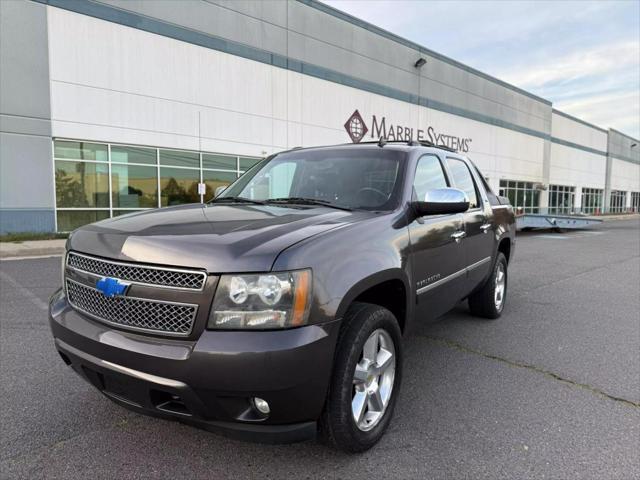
left=574, top=186, right=582, bottom=212
left=603, top=154, right=613, bottom=214
left=539, top=138, right=551, bottom=213
left=489, top=177, right=500, bottom=196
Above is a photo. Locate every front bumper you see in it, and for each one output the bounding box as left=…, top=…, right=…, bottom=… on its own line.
left=49, top=289, right=340, bottom=443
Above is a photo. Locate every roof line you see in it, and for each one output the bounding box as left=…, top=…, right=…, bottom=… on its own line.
left=300, top=0, right=552, bottom=106
left=552, top=109, right=608, bottom=134
left=608, top=128, right=640, bottom=143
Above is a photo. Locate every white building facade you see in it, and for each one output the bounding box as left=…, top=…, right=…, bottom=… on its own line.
left=1, top=0, right=638, bottom=233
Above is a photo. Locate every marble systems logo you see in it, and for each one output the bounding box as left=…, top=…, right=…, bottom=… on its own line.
left=344, top=110, right=368, bottom=143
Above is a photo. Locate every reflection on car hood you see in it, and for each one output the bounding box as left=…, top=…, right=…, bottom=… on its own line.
left=68, top=203, right=372, bottom=272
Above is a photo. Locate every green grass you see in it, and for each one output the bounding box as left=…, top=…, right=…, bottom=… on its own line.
left=0, top=232, right=69, bottom=243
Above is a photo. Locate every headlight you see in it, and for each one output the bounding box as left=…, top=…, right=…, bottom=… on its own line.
left=208, top=269, right=312, bottom=330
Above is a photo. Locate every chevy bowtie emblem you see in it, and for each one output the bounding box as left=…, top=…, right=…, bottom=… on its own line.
left=96, top=277, right=130, bottom=297
left=344, top=110, right=368, bottom=143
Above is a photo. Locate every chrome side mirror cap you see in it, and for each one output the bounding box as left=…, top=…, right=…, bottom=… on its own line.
left=413, top=188, right=470, bottom=216
left=214, top=186, right=228, bottom=197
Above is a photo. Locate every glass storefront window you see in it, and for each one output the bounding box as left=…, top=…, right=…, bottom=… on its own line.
left=57, top=210, right=110, bottom=232
left=548, top=185, right=575, bottom=214
left=160, top=167, right=200, bottom=206
left=112, top=210, right=147, bottom=217
left=581, top=188, right=603, bottom=214
left=111, top=164, right=158, bottom=208
left=111, top=145, right=157, bottom=165
left=203, top=154, right=237, bottom=171
left=239, top=156, right=261, bottom=170
left=54, top=140, right=108, bottom=161
left=609, top=191, right=627, bottom=213
left=499, top=179, right=540, bottom=213
left=55, top=160, right=110, bottom=208
left=631, top=192, right=640, bottom=213
left=159, top=149, right=200, bottom=168
left=52, top=139, right=264, bottom=231
left=203, top=170, right=238, bottom=202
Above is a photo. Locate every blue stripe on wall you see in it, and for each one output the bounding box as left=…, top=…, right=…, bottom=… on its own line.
left=0, top=209, right=56, bottom=234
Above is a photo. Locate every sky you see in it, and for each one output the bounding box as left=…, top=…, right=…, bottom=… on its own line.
left=322, top=0, right=640, bottom=139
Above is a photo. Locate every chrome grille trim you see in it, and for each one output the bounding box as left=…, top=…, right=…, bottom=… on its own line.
left=66, top=279, right=198, bottom=336
left=66, top=252, right=207, bottom=291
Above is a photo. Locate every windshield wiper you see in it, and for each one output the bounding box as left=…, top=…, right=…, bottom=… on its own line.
left=265, top=197, right=352, bottom=211
left=209, top=196, right=266, bottom=205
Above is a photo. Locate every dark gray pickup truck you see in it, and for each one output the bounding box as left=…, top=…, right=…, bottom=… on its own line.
left=49, top=140, right=515, bottom=452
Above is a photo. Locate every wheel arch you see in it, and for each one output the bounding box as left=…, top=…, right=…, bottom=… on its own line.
left=336, top=269, right=412, bottom=333
left=497, top=235, right=512, bottom=263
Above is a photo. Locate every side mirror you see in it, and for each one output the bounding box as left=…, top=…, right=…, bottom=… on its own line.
left=413, top=188, right=469, bottom=216
left=214, top=185, right=227, bottom=197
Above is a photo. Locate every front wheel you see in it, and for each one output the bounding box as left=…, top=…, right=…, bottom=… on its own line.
left=320, top=303, right=402, bottom=452
left=468, top=252, right=508, bottom=319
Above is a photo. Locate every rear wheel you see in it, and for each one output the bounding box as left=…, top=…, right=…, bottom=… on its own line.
left=468, top=252, right=508, bottom=319
left=320, top=303, right=402, bottom=452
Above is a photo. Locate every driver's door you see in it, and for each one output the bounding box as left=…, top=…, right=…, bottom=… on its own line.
left=408, top=154, right=466, bottom=322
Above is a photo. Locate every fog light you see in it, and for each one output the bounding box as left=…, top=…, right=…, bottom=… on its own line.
left=253, top=397, right=270, bottom=415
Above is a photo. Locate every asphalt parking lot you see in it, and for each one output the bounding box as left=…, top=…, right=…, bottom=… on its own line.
left=1, top=219, right=639, bottom=479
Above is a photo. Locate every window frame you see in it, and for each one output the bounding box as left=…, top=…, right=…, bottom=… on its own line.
left=444, top=156, right=481, bottom=211
left=411, top=154, right=450, bottom=202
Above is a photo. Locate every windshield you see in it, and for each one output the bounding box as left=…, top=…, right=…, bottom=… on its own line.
left=216, top=148, right=405, bottom=210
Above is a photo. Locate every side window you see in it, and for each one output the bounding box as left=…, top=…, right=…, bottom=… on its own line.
left=473, top=164, right=500, bottom=206
left=446, top=158, right=479, bottom=208
left=413, top=155, right=448, bottom=201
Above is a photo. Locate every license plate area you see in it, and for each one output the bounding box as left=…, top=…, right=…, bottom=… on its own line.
left=86, top=367, right=145, bottom=408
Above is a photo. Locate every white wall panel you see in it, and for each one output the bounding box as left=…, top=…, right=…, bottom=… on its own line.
left=549, top=143, right=606, bottom=188
left=552, top=112, right=607, bottom=152
left=610, top=159, right=640, bottom=192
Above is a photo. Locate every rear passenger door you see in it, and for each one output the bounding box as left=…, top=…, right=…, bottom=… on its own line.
left=445, top=156, right=494, bottom=296
left=409, top=154, right=466, bottom=322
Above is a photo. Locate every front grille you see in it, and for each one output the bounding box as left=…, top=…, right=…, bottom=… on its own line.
left=67, top=252, right=206, bottom=290
left=66, top=279, right=197, bottom=336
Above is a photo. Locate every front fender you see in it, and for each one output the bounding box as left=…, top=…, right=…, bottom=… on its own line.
left=272, top=213, right=412, bottom=326
left=335, top=268, right=412, bottom=323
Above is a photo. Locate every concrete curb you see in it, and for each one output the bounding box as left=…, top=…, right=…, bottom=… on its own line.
left=593, top=214, right=640, bottom=222
left=0, top=239, right=66, bottom=259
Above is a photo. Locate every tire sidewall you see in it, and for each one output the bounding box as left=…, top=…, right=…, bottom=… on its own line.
left=492, top=253, right=508, bottom=316
left=326, top=304, right=403, bottom=451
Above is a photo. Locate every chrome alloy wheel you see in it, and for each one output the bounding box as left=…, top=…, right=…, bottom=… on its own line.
left=352, top=328, right=396, bottom=431
left=494, top=263, right=506, bottom=310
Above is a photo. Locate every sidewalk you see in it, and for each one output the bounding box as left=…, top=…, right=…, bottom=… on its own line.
left=590, top=213, right=640, bottom=222
left=0, top=239, right=67, bottom=259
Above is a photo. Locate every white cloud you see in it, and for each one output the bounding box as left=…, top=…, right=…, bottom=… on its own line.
left=556, top=91, right=640, bottom=137
left=495, top=41, right=639, bottom=91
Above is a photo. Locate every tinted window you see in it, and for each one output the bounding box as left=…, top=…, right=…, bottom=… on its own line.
left=413, top=155, right=448, bottom=201
left=446, top=158, right=478, bottom=208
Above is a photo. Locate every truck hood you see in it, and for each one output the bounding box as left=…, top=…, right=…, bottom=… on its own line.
left=68, top=203, right=371, bottom=272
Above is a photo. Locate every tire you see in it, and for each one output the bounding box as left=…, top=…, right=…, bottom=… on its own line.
left=319, top=302, right=403, bottom=453
left=468, top=252, right=508, bottom=319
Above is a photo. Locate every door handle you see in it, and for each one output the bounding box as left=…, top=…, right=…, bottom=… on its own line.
left=451, top=231, right=466, bottom=243
left=480, top=223, right=492, bottom=233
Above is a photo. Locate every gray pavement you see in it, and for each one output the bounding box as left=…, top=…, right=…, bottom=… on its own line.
left=1, top=220, right=639, bottom=479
